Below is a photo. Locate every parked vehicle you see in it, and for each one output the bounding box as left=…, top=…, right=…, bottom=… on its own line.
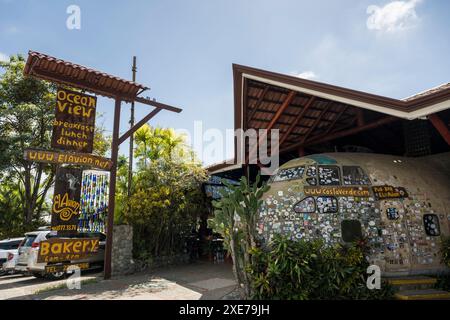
left=0, top=237, right=24, bottom=276
left=16, top=230, right=106, bottom=280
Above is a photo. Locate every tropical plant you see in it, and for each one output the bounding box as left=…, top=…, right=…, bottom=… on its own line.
left=440, top=236, right=450, bottom=268
left=210, top=174, right=270, bottom=298
left=248, top=235, right=395, bottom=300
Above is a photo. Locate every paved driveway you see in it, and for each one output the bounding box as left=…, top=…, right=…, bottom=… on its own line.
left=0, top=261, right=237, bottom=300
left=0, top=271, right=100, bottom=300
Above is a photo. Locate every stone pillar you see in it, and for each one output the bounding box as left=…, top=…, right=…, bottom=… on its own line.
left=111, top=224, right=135, bottom=276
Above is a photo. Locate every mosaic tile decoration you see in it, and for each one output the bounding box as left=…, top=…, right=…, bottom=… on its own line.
left=343, top=166, right=371, bottom=185
left=318, top=166, right=340, bottom=186
left=273, top=166, right=305, bottom=182
left=257, top=158, right=448, bottom=273
left=423, top=214, right=440, bottom=236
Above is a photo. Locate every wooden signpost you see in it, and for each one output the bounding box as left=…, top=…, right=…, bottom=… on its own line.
left=23, top=50, right=182, bottom=279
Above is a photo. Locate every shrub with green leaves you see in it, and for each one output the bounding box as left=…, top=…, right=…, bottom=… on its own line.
left=248, top=235, right=395, bottom=300
left=440, top=236, right=450, bottom=268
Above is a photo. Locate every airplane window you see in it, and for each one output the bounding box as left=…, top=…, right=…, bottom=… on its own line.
left=306, top=177, right=317, bottom=186
left=423, top=214, right=440, bottom=236
left=316, top=197, right=338, bottom=213
left=386, top=208, right=400, bottom=220
left=342, top=166, right=371, bottom=185
left=318, top=166, right=340, bottom=185
left=306, top=166, right=317, bottom=177
left=273, top=166, right=305, bottom=182
left=293, top=196, right=316, bottom=213
left=341, top=220, right=363, bottom=242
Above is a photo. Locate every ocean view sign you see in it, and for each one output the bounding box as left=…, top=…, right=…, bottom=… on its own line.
left=51, top=88, right=97, bottom=153
left=51, top=167, right=82, bottom=235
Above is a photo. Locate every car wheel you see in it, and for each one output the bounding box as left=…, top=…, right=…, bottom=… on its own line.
left=31, top=272, right=45, bottom=279
left=46, top=271, right=66, bottom=280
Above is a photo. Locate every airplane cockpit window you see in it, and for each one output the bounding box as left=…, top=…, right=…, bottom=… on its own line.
left=272, top=166, right=305, bottom=182
left=316, top=196, right=338, bottom=213
left=342, top=166, right=371, bottom=185
left=423, top=214, right=440, bottom=236
left=306, top=165, right=317, bottom=177
left=293, top=196, right=316, bottom=213
left=318, top=166, right=340, bottom=185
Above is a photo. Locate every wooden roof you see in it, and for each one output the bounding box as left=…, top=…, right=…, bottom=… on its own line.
left=228, top=64, right=450, bottom=167
left=24, top=51, right=148, bottom=101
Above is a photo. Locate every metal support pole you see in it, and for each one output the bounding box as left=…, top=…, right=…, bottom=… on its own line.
left=104, top=98, right=121, bottom=280
left=128, top=56, right=137, bottom=197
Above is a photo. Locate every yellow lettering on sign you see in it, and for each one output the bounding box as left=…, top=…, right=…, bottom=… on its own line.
left=40, top=242, right=50, bottom=255
left=90, top=239, right=99, bottom=251
left=72, top=241, right=82, bottom=253
left=51, top=242, right=63, bottom=255
left=63, top=241, right=73, bottom=253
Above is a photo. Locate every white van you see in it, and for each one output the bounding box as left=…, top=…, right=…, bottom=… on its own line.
left=0, top=237, right=24, bottom=275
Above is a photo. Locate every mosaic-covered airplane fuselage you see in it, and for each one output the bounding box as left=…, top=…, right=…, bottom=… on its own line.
left=258, top=152, right=450, bottom=276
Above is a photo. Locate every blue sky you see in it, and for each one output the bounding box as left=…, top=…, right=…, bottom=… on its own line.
left=1, top=0, right=449, bottom=165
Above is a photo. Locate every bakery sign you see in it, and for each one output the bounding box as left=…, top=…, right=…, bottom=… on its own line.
left=37, top=238, right=100, bottom=263
left=51, top=88, right=97, bottom=153
left=372, top=185, right=409, bottom=200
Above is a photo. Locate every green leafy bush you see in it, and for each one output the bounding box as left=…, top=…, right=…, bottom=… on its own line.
left=435, top=273, right=450, bottom=291
left=248, top=235, right=395, bottom=300
left=440, top=236, right=450, bottom=268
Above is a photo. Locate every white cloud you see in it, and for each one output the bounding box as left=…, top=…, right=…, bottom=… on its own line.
left=0, top=52, right=9, bottom=62
left=366, top=0, right=422, bottom=32
left=290, top=71, right=318, bottom=80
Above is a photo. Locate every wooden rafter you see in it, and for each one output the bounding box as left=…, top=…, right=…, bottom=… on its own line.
left=300, top=101, right=333, bottom=144
left=266, top=90, right=297, bottom=130
left=279, top=96, right=315, bottom=146
left=280, top=116, right=398, bottom=154
left=321, top=105, right=349, bottom=136
left=428, top=113, right=450, bottom=145
left=356, top=109, right=365, bottom=127
left=248, top=86, right=269, bottom=122
left=246, top=90, right=296, bottom=163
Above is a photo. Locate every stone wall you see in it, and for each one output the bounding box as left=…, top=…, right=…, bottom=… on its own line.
left=111, top=224, right=135, bottom=276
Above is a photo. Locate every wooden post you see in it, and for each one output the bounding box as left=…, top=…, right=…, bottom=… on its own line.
left=428, top=113, right=450, bottom=146
left=104, top=98, right=121, bottom=280
left=128, top=56, right=137, bottom=198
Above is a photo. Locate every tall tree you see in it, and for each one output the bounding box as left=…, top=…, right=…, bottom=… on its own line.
left=123, top=126, right=207, bottom=258
left=0, top=55, right=56, bottom=225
